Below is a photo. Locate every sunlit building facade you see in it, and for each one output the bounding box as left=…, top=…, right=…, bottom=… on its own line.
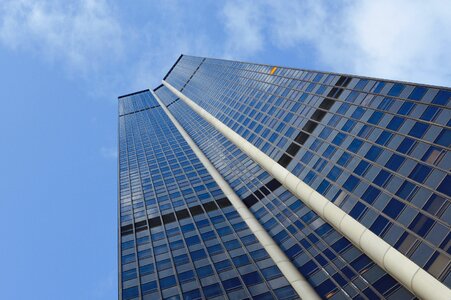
left=118, top=55, right=450, bottom=300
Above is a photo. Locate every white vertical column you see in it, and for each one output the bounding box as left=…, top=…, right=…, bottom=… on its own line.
left=151, top=90, right=321, bottom=300
left=162, top=80, right=451, bottom=300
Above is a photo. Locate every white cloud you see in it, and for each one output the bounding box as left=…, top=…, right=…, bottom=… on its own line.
left=0, top=0, right=123, bottom=73
left=220, top=0, right=451, bottom=86
left=221, top=0, right=264, bottom=58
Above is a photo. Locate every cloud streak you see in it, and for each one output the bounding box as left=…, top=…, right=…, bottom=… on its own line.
left=221, top=0, right=451, bottom=86
left=0, top=0, right=123, bottom=74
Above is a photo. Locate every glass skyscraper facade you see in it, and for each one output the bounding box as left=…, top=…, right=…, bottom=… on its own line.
left=118, top=55, right=450, bottom=300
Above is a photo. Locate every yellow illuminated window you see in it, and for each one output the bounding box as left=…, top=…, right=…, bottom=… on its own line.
left=270, top=66, right=277, bottom=75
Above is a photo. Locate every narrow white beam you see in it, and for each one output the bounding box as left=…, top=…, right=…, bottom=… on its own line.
left=162, top=80, right=451, bottom=300
left=151, top=90, right=321, bottom=300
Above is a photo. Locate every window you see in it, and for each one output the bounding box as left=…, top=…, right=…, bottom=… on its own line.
left=215, top=259, right=232, bottom=272
left=250, top=249, right=268, bottom=261
left=432, top=90, right=450, bottom=105
left=190, top=249, right=207, bottom=261
left=122, top=269, right=137, bottom=281
left=141, top=281, right=157, bottom=294
left=232, top=254, right=250, bottom=267
left=159, top=275, right=176, bottom=289
left=242, top=271, right=263, bottom=285
left=203, top=283, right=223, bottom=298
left=122, top=286, right=139, bottom=300
left=408, top=86, right=427, bottom=100
left=408, top=164, right=432, bottom=183
left=224, top=239, right=241, bottom=250
left=408, top=122, right=429, bottom=138
left=261, top=266, right=282, bottom=280
left=387, top=83, right=405, bottom=97
left=197, top=265, right=214, bottom=278
left=222, top=277, right=242, bottom=291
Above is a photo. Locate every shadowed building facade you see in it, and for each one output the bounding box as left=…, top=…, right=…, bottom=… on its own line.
left=118, top=55, right=451, bottom=300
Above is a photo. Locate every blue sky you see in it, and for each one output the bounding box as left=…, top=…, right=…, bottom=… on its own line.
left=0, top=1, right=449, bottom=299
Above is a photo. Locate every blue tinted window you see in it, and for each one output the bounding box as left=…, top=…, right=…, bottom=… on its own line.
left=183, top=289, right=201, bottom=300
left=224, top=239, right=240, bottom=250
left=432, top=90, right=450, bottom=105
left=157, top=258, right=172, bottom=271
left=242, top=271, right=263, bottom=285
left=122, top=269, right=137, bottom=281
left=215, top=259, right=232, bottom=272
left=241, top=234, right=257, bottom=245
left=348, top=139, right=363, bottom=153
left=203, top=283, right=223, bottom=298
left=232, top=254, right=250, bottom=267
left=343, top=175, right=359, bottom=192
left=141, top=281, right=157, bottom=294
left=251, top=249, right=269, bottom=261
left=355, top=79, right=369, bottom=90
left=388, top=83, right=405, bottom=96
left=408, top=86, right=427, bottom=100
left=409, top=214, right=434, bottom=237
left=387, top=116, right=404, bottom=131
left=222, top=277, right=242, bottom=291
left=383, top=199, right=405, bottom=218
left=207, top=244, right=223, bottom=255
left=190, top=249, right=207, bottom=261
left=122, top=286, right=139, bottom=300
left=376, top=131, right=392, bottom=145
left=354, top=161, right=369, bottom=176
left=362, top=186, right=380, bottom=205
left=316, top=279, right=337, bottom=298
left=286, top=244, right=302, bottom=259
left=201, top=231, right=216, bottom=241
left=373, top=81, right=385, bottom=93
left=160, top=275, right=176, bottom=289
left=378, top=97, right=394, bottom=110
left=370, top=215, right=389, bottom=235
left=435, top=129, right=451, bottom=147
left=154, top=244, right=168, bottom=255
left=385, top=154, right=405, bottom=171
left=261, top=266, right=282, bottom=280
left=420, top=106, right=439, bottom=121
left=179, top=270, right=195, bottom=283
left=398, top=102, right=415, bottom=115
left=374, top=170, right=391, bottom=187
left=397, top=138, right=415, bottom=154
left=409, top=122, right=429, bottom=138
left=437, top=175, right=451, bottom=197
left=274, top=285, right=298, bottom=299
left=300, top=260, right=318, bottom=275
left=409, top=164, right=431, bottom=183
left=186, top=235, right=201, bottom=246
left=368, top=111, right=383, bottom=125
left=122, top=254, right=135, bottom=264
left=365, top=145, right=382, bottom=161
left=174, top=254, right=189, bottom=265
left=197, top=265, right=214, bottom=278
left=140, top=264, right=154, bottom=276
left=396, top=181, right=416, bottom=199
left=121, top=240, right=134, bottom=250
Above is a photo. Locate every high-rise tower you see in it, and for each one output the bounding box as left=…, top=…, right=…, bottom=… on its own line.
left=118, top=55, right=450, bottom=300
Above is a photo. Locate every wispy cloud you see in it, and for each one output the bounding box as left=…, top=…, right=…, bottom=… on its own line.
left=0, top=0, right=123, bottom=74
left=220, top=0, right=451, bottom=85
left=1, top=0, right=449, bottom=90
left=221, top=0, right=264, bottom=58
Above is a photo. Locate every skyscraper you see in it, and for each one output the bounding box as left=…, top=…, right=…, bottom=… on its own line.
left=118, top=55, right=450, bottom=300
